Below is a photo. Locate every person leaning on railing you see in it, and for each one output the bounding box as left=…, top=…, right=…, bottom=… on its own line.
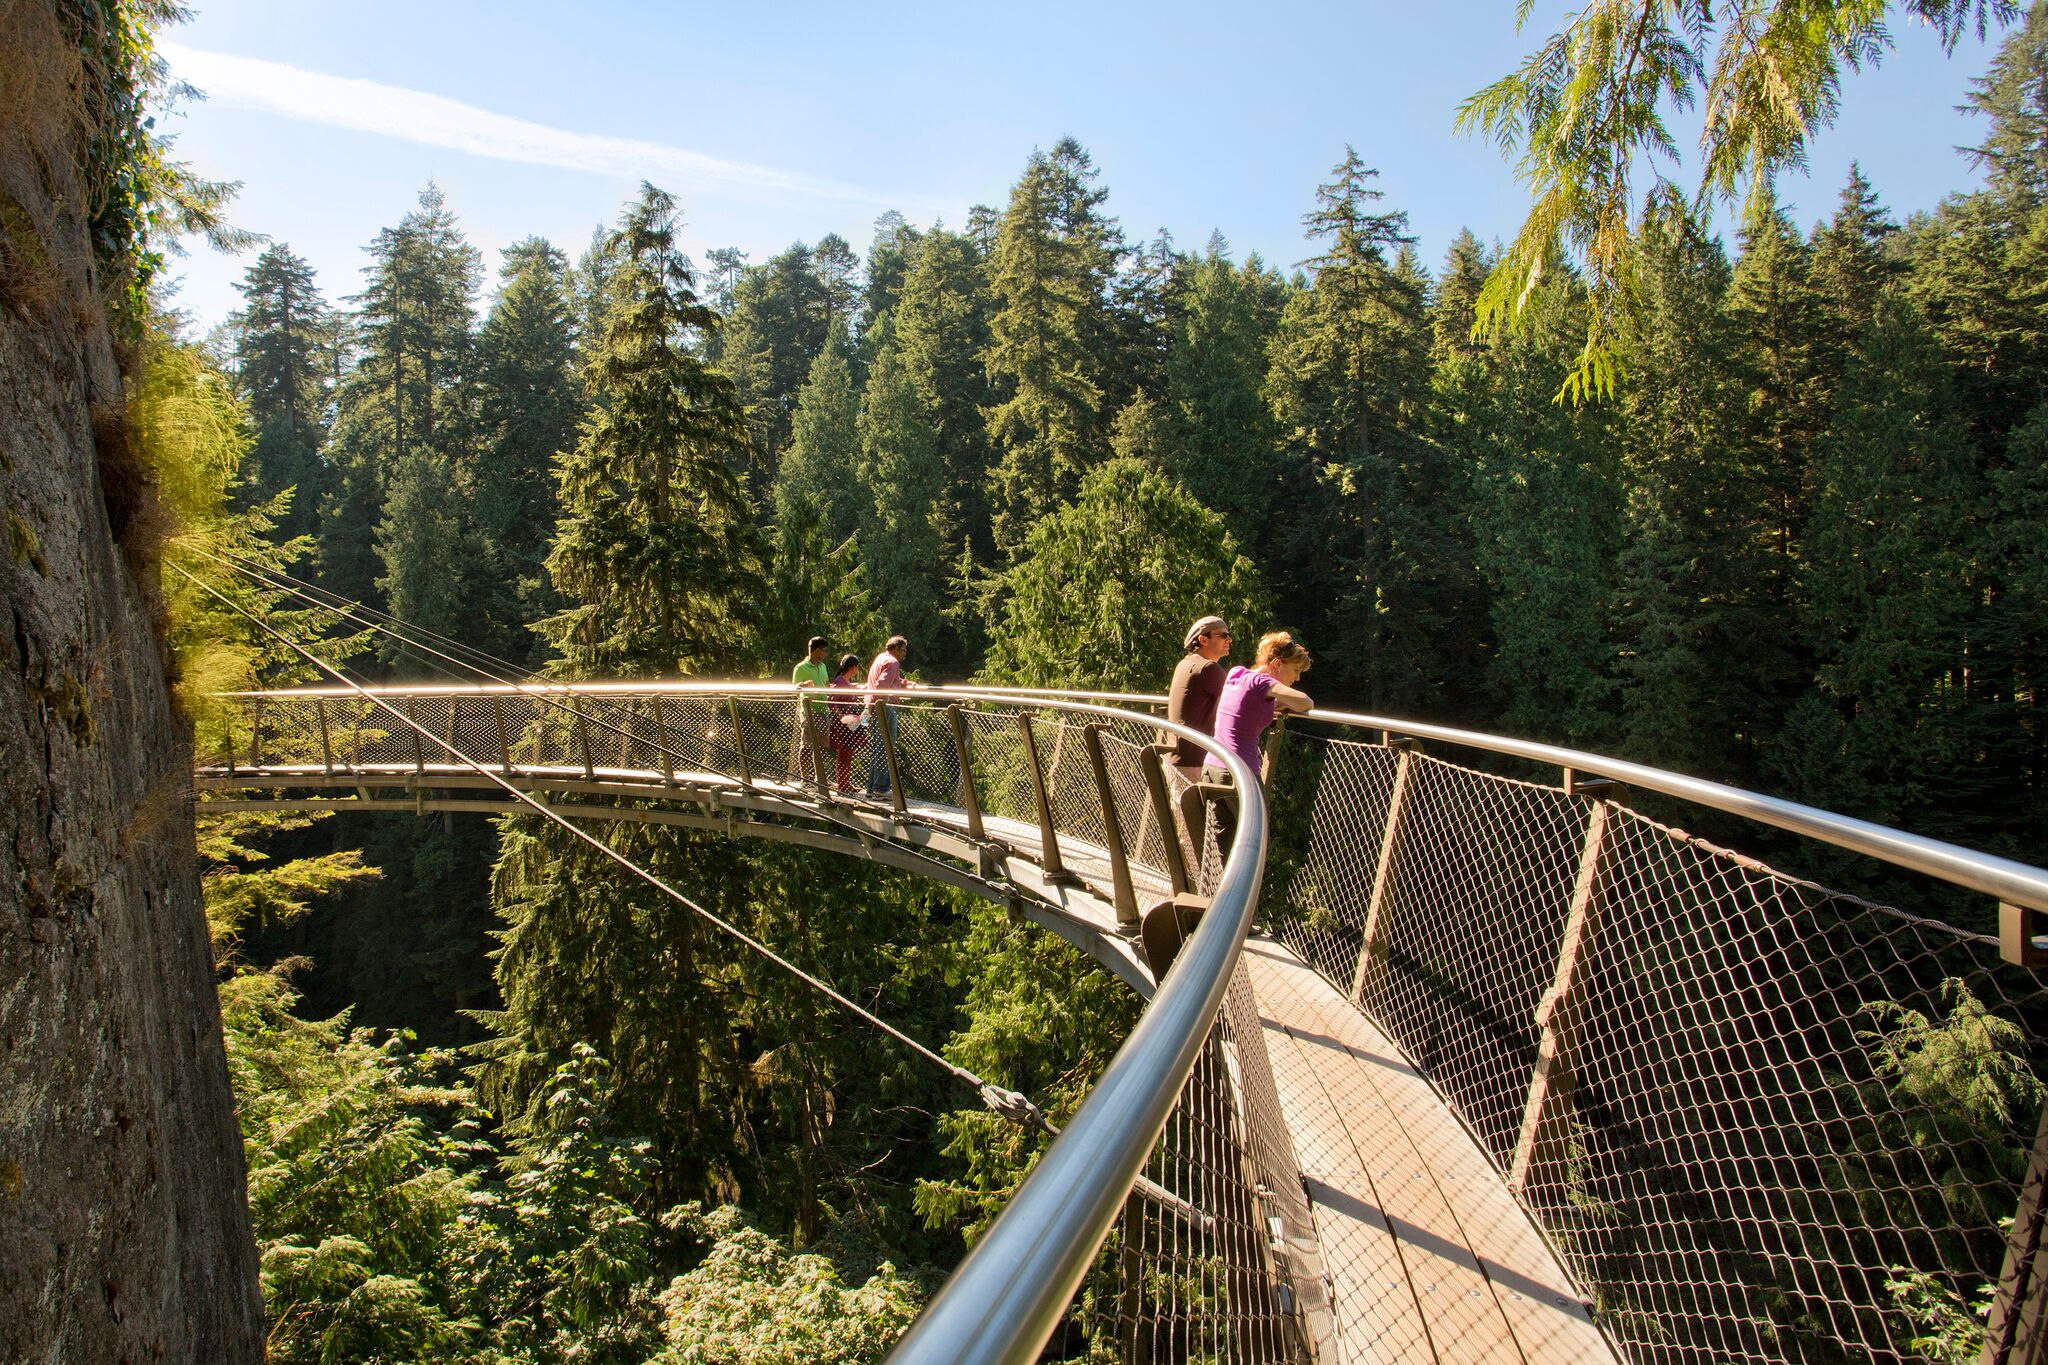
left=1202, top=631, right=1314, bottom=854
left=1167, top=615, right=1233, bottom=790
left=864, top=635, right=925, bottom=797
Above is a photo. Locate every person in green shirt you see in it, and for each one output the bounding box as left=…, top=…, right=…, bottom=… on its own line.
left=791, top=635, right=833, bottom=788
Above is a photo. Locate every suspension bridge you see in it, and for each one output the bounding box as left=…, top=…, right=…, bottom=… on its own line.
left=187, top=569, right=2048, bottom=1365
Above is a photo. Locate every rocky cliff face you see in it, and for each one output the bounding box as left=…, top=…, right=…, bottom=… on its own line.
left=0, top=5, right=262, bottom=1359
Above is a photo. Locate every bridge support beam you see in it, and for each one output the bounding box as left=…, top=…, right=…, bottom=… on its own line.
left=1017, top=712, right=1071, bottom=883
left=1139, top=743, right=1193, bottom=897
left=1350, top=739, right=1420, bottom=1006
left=1082, top=724, right=1140, bottom=932
left=1507, top=793, right=1617, bottom=1197
left=947, top=706, right=985, bottom=842
left=1985, top=1102, right=2048, bottom=1364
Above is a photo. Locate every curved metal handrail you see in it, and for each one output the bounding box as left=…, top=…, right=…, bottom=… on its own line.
left=867, top=683, right=2048, bottom=916
left=200, top=681, right=1269, bottom=1365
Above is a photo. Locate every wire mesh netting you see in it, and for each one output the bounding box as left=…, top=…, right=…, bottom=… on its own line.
left=1275, top=728, right=2048, bottom=1365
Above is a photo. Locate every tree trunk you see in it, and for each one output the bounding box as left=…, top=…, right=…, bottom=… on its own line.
left=0, top=6, right=262, bottom=1360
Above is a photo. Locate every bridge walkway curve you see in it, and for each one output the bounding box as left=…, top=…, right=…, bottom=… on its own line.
left=198, top=704, right=1616, bottom=1365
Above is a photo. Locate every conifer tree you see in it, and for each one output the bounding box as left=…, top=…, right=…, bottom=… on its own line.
left=855, top=315, right=955, bottom=665
left=982, top=139, right=1122, bottom=552
left=1162, top=243, right=1283, bottom=536
left=720, top=241, right=837, bottom=480
left=895, top=228, right=996, bottom=567
left=861, top=210, right=924, bottom=337
left=1786, top=295, right=1985, bottom=833
left=1263, top=149, right=1438, bottom=707
left=229, top=244, right=333, bottom=546
left=1612, top=199, right=1785, bottom=778
left=482, top=184, right=764, bottom=1206
left=472, top=237, right=581, bottom=663
left=540, top=183, right=761, bottom=677
left=1811, top=165, right=1903, bottom=374
left=325, top=184, right=484, bottom=608
left=1728, top=186, right=1826, bottom=576
left=774, top=320, right=863, bottom=545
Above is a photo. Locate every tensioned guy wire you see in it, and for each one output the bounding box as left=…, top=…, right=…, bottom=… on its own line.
left=174, top=563, right=1053, bottom=1134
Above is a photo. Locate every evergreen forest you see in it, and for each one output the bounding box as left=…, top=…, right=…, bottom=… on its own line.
left=118, top=4, right=2048, bottom=1360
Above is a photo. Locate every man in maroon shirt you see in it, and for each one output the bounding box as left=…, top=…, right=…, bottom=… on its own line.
left=1167, top=616, right=1232, bottom=783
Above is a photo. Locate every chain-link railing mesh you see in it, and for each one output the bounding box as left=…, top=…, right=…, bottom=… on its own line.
left=1276, top=729, right=2047, bottom=1365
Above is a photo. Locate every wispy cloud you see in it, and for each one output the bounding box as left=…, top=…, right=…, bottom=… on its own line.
left=160, top=42, right=892, bottom=207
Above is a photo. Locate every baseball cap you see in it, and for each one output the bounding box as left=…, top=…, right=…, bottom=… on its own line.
left=1184, top=616, right=1228, bottom=650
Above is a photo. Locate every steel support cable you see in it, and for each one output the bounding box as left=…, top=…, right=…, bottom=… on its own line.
left=209, top=545, right=543, bottom=681
left=194, top=547, right=1009, bottom=902
left=174, top=564, right=1051, bottom=1134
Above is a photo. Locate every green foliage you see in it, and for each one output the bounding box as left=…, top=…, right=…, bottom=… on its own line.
left=541, top=182, right=761, bottom=678
left=474, top=237, right=582, bottom=664
left=981, top=458, right=1270, bottom=693
left=1884, top=1265, right=1995, bottom=1363
left=914, top=902, right=1140, bottom=1239
left=648, top=1205, right=921, bottom=1364
left=774, top=319, right=863, bottom=546
left=983, top=138, right=1121, bottom=552
left=854, top=315, right=955, bottom=660
left=228, top=244, right=334, bottom=547
left=1462, top=0, right=2018, bottom=399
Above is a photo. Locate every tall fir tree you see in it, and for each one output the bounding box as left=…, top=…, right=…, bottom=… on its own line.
left=982, top=138, right=1122, bottom=552
left=539, top=183, right=762, bottom=676
left=229, top=243, right=333, bottom=546
left=720, top=241, right=837, bottom=486
left=481, top=183, right=764, bottom=1206
left=324, top=184, right=484, bottom=610
left=774, top=319, right=863, bottom=545
left=861, top=210, right=924, bottom=338
left=1612, top=199, right=1786, bottom=779
left=1263, top=149, right=1438, bottom=707
left=1162, top=242, right=1284, bottom=540
left=858, top=314, right=958, bottom=667
left=895, top=227, right=996, bottom=571
left=472, top=237, right=581, bottom=664
left=1783, top=295, right=1986, bottom=837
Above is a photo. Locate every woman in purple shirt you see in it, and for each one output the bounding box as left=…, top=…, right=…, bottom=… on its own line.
left=1206, top=631, right=1314, bottom=781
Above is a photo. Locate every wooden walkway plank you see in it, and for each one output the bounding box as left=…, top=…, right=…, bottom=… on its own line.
left=1242, top=939, right=1614, bottom=1365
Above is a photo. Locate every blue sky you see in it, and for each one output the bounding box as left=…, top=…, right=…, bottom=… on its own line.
left=160, top=0, right=2012, bottom=332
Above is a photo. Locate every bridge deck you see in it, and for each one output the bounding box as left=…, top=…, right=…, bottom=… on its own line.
left=1243, top=939, right=1612, bottom=1365
left=197, top=760, right=1615, bottom=1364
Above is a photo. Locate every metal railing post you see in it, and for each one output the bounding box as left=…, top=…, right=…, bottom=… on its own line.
left=1984, top=1102, right=2048, bottom=1364
left=1016, top=712, right=1068, bottom=881
left=1082, top=724, right=1140, bottom=931
left=1350, top=739, right=1420, bottom=1005
left=725, top=696, right=753, bottom=786
left=878, top=701, right=908, bottom=816
left=650, top=698, right=677, bottom=784
left=1139, top=743, right=1193, bottom=897
left=574, top=707, right=595, bottom=780
left=248, top=697, right=264, bottom=768
left=1507, top=795, right=1617, bottom=1196
left=408, top=698, right=425, bottom=774
left=492, top=696, right=512, bottom=775
left=947, top=705, right=984, bottom=842
left=313, top=698, right=334, bottom=777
